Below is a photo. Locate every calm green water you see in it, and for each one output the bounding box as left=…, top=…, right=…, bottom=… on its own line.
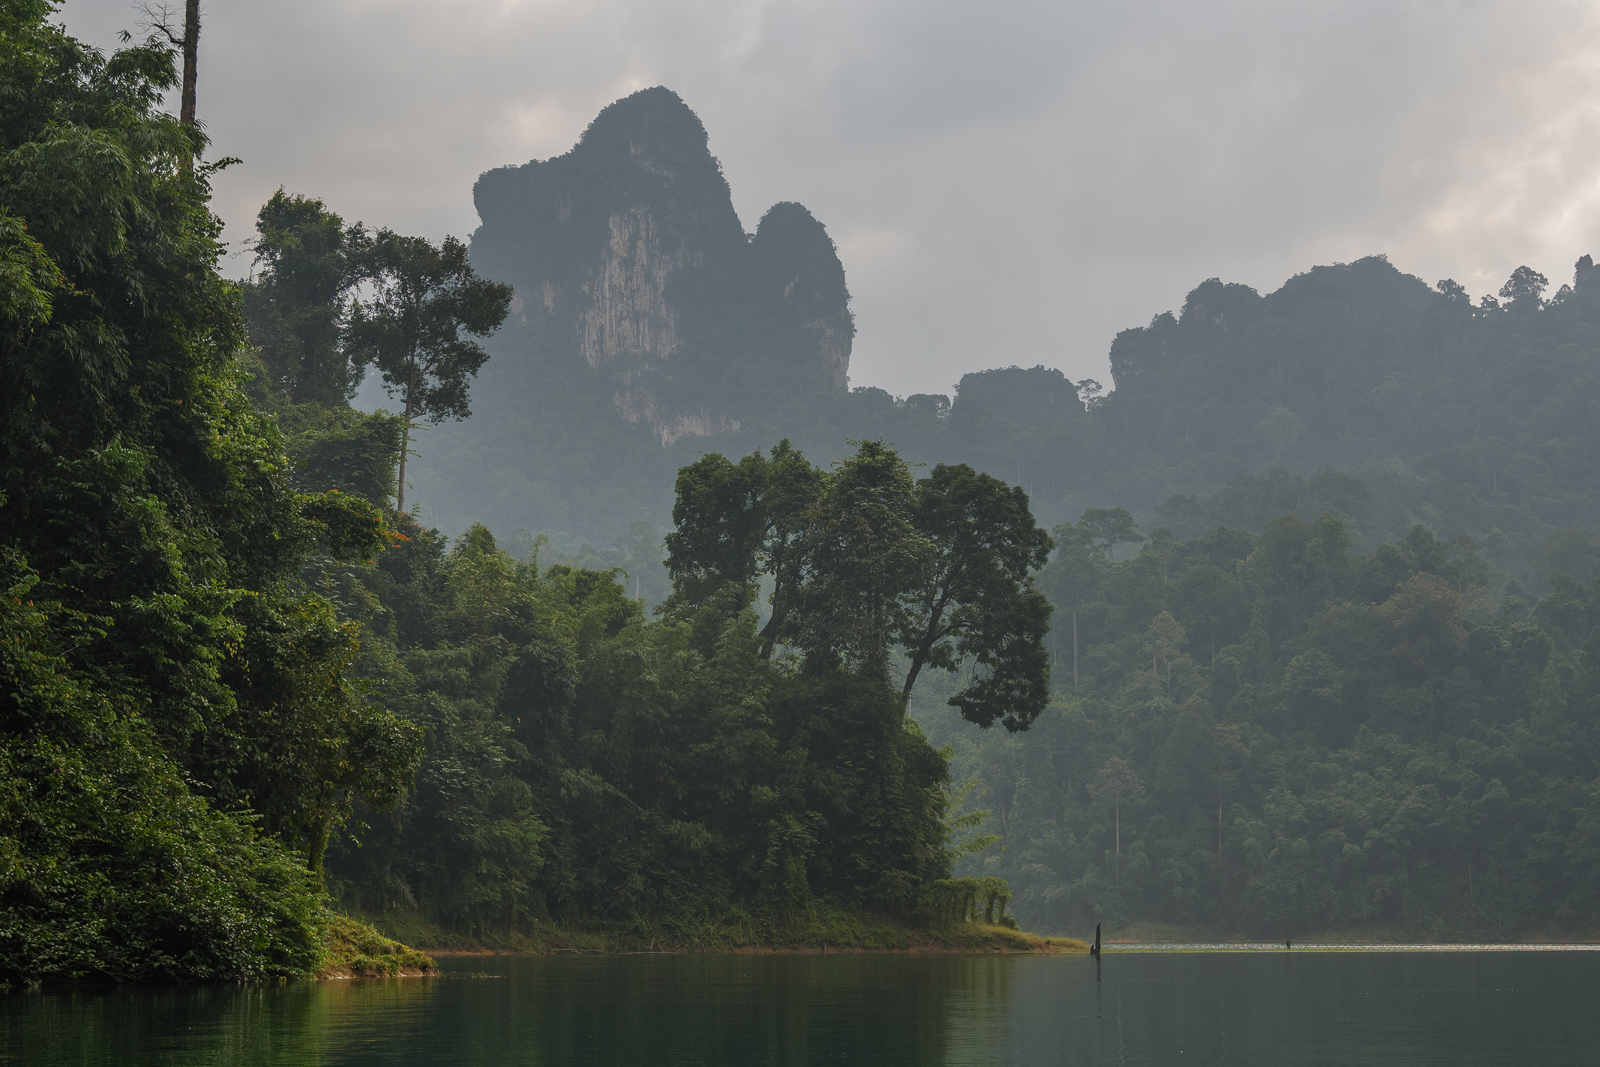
left=6, top=950, right=1599, bottom=1065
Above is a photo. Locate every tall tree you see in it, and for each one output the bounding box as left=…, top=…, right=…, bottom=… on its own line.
left=793, top=440, right=931, bottom=679
left=1089, top=757, right=1144, bottom=857
left=1078, top=507, right=1144, bottom=561
left=755, top=440, right=827, bottom=655
left=347, top=231, right=513, bottom=513
left=664, top=448, right=772, bottom=611
left=899, top=463, right=1053, bottom=730
left=243, top=190, right=370, bottom=405
left=663, top=439, right=823, bottom=655
left=1500, top=265, right=1548, bottom=313
left=1043, top=523, right=1102, bottom=689
left=666, top=442, right=1055, bottom=729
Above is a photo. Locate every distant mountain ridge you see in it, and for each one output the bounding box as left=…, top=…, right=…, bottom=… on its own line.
left=401, top=90, right=1600, bottom=600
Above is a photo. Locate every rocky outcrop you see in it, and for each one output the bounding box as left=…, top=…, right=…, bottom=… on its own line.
left=470, top=88, right=853, bottom=446
left=579, top=208, right=684, bottom=370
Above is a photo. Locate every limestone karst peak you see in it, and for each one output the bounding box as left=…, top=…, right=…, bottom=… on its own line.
left=469, top=88, right=851, bottom=446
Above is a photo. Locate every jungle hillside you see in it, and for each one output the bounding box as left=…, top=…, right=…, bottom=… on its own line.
left=0, top=5, right=1049, bottom=982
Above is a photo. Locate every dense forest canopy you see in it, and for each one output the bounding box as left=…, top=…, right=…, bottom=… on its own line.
left=923, top=506, right=1600, bottom=938
left=0, top=2, right=413, bottom=982
left=321, top=440, right=1053, bottom=939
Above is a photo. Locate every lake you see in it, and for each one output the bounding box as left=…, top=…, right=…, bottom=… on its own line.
left=7, top=948, right=1599, bottom=1065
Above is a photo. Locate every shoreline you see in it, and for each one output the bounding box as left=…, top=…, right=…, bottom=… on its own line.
left=419, top=937, right=1088, bottom=959
left=348, top=910, right=1091, bottom=962
left=393, top=939, right=1600, bottom=964
left=417, top=940, right=1600, bottom=957
left=1101, top=941, right=1600, bottom=953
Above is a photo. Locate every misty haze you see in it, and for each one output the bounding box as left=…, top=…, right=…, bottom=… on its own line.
left=6, top=2, right=1600, bottom=1064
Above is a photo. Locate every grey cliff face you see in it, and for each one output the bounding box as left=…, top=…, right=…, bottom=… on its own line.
left=470, top=87, right=853, bottom=446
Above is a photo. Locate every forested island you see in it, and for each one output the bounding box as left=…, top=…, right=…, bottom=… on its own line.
left=4, top=1, right=1600, bottom=989
left=0, top=5, right=1060, bottom=984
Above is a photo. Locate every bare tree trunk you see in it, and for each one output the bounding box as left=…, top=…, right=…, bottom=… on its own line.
left=395, top=421, right=411, bottom=513
left=147, top=0, right=200, bottom=168
left=396, top=356, right=418, bottom=513
left=181, top=0, right=199, bottom=129
left=308, top=822, right=329, bottom=885
left=1072, top=607, right=1079, bottom=690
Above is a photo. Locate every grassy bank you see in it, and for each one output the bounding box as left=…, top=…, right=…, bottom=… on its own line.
left=348, top=904, right=1087, bottom=956
left=320, top=915, right=438, bottom=977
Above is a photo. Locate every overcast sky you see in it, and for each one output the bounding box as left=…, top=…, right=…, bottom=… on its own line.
left=60, top=0, right=1600, bottom=397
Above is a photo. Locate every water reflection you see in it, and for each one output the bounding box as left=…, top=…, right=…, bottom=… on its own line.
left=5, top=951, right=1599, bottom=1065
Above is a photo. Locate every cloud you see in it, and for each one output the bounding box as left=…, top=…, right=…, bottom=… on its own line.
left=59, top=0, right=1600, bottom=394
